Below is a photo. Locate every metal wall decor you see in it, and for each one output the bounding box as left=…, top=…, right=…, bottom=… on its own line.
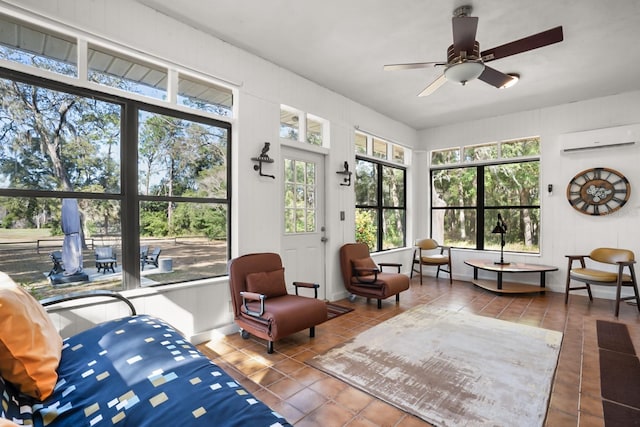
left=251, top=142, right=275, bottom=179
left=336, top=161, right=352, bottom=186
left=566, top=167, right=630, bottom=215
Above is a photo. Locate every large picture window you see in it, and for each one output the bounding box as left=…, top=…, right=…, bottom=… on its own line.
left=355, top=157, right=406, bottom=252
left=0, top=67, right=231, bottom=297
left=431, top=138, right=540, bottom=253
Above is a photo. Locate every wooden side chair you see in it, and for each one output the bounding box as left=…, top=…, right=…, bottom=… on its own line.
left=411, top=238, right=452, bottom=285
left=565, top=248, right=640, bottom=317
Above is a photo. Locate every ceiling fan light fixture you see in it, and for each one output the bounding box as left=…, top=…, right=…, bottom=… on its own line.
left=444, top=61, right=485, bottom=85
left=500, top=73, right=520, bottom=89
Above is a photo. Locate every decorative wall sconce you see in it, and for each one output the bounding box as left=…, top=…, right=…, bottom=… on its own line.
left=251, top=142, right=275, bottom=179
left=336, top=161, right=352, bottom=186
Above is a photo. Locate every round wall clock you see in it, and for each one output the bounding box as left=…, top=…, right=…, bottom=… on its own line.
left=566, top=167, right=630, bottom=216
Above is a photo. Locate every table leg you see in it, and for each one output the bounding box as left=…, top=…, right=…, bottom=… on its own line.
left=497, top=272, right=503, bottom=290
left=473, top=267, right=478, bottom=280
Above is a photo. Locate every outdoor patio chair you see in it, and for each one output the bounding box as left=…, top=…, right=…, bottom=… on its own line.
left=228, top=252, right=328, bottom=353
left=48, top=251, right=64, bottom=277
left=142, top=248, right=161, bottom=270
left=95, top=247, right=117, bottom=273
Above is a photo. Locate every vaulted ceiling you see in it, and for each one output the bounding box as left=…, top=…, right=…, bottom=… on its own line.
left=138, top=0, right=640, bottom=130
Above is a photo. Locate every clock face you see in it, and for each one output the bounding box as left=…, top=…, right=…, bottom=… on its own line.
left=566, top=167, right=630, bottom=216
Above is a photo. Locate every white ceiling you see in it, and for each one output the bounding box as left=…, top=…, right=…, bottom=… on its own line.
left=137, top=0, right=640, bottom=130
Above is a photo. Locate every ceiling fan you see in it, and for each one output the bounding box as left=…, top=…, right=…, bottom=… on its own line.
left=384, top=5, right=564, bottom=96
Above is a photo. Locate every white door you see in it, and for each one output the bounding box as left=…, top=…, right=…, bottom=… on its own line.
left=281, top=146, right=327, bottom=300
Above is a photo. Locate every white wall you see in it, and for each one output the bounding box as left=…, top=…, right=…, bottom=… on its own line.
left=417, top=90, right=640, bottom=297
left=2, top=0, right=418, bottom=341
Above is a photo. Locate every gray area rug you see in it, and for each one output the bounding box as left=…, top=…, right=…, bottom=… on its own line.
left=308, top=305, right=563, bottom=427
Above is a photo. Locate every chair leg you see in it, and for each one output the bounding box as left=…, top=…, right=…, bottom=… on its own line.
left=377, top=299, right=382, bottom=309
left=628, top=265, right=640, bottom=313
left=309, top=326, right=315, bottom=338
left=396, top=293, right=400, bottom=303
left=615, top=279, right=623, bottom=318
left=410, top=249, right=416, bottom=279
left=267, top=341, right=274, bottom=354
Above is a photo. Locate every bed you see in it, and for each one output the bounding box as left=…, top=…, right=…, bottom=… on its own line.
left=0, top=275, right=291, bottom=426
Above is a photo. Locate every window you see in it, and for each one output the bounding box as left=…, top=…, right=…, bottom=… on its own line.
left=355, top=158, right=406, bottom=252
left=279, top=105, right=329, bottom=147
left=354, top=132, right=409, bottom=252
left=0, top=14, right=77, bottom=77
left=430, top=137, right=540, bottom=253
left=178, top=74, right=233, bottom=117
left=0, top=41, right=231, bottom=297
left=283, top=159, right=316, bottom=233
left=88, top=44, right=168, bottom=100
left=279, top=107, right=300, bottom=140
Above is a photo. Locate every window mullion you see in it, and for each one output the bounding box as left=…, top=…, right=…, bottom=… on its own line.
left=477, top=166, right=485, bottom=250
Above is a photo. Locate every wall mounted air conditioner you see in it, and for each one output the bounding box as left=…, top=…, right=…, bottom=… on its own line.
left=560, top=124, right=640, bottom=153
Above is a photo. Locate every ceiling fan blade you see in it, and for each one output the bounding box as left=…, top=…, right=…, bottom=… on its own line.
left=481, top=26, right=563, bottom=62
left=478, top=66, right=515, bottom=88
left=418, top=73, right=447, bottom=97
left=452, top=16, right=479, bottom=54
left=383, top=62, right=445, bottom=71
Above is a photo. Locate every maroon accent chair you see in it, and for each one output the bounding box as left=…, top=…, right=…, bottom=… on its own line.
left=228, top=252, right=328, bottom=353
left=339, top=243, right=410, bottom=309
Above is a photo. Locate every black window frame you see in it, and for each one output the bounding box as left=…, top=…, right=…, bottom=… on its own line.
left=355, top=155, right=407, bottom=252
left=430, top=159, right=540, bottom=253
left=0, top=66, right=232, bottom=290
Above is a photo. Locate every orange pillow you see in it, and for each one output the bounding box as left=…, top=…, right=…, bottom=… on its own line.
left=246, top=268, right=288, bottom=298
left=0, top=273, right=62, bottom=400
left=352, top=257, right=378, bottom=276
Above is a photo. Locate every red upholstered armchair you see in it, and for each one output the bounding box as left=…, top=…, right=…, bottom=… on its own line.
left=228, top=252, right=328, bottom=353
left=339, top=243, right=410, bottom=309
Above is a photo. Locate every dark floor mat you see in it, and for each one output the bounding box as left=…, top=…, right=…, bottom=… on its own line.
left=603, top=401, right=640, bottom=427
left=600, top=348, right=640, bottom=410
left=597, top=320, right=636, bottom=355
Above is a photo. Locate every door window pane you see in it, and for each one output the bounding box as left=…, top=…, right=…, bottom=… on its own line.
left=284, top=159, right=316, bottom=234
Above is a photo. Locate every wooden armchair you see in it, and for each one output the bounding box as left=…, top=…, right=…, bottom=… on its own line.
left=565, top=248, right=640, bottom=317
left=339, top=243, right=410, bottom=309
left=228, top=252, right=328, bottom=353
left=411, top=238, right=452, bottom=285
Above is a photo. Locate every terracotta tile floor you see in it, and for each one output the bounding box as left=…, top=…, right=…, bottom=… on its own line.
left=197, top=276, right=640, bottom=426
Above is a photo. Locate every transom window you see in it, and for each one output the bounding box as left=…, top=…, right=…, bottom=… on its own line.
left=279, top=105, right=329, bottom=147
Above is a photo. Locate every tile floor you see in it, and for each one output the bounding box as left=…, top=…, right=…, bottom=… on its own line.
left=197, top=276, right=640, bottom=426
